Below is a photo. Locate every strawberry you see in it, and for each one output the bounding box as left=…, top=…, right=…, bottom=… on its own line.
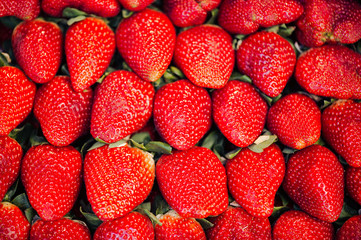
left=0, top=202, right=30, bottom=240
left=267, top=93, right=321, bottom=149
left=118, top=0, right=153, bottom=11
left=156, top=147, right=228, bottom=218
left=34, top=76, right=93, bottom=146
left=65, top=17, right=115, bottom=92
left=206, top=206, right=272, bottom=240
left=272, top=210, right=335, bottom=240
left=116, top=9, right=175, bottom=82
left=0, top=66, right=36, bottom=136
left=153, top=79, right=212, bottom=150
left=236, top=31, right=296, bottom=97
left=173, top=24, right=234, bottom=89
left=212, top=80, right=268, bottom=147
left=91, top=70, right=154, bottom=143
left=155, top=210, right=206, bottom=240
left=217, top=0, right=303, bottom=35
left=94, top=212, right=154, bottom=240
left=283, top=145, right=344, bottom=222
left=21, top=145, right=82, bottom=221
left=346, top=167, right=361, bottom=205
left=84, top=144, right=155, bottom=221
left=322, top=100, right=361, bottom=167
left=336, top=215, right=361, bottom=240
left=295, top=45, right=361, bottom=99
left=0, top=0, right=40, bottom=21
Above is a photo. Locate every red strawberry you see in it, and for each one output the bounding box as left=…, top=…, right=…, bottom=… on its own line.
left=0, top=66, right=36, bottom=136
left=116, top=9, right=175, bottom=82
left=336, top=215, right=361, bottom=240
left=212, top=80, right=268, bottom=147
left=206, top=206, right=272, bottom=240
left=267, top=93, right=321, bottom=149
left=65, top=17, right=115, bottom=92
left=118, top=0, right=153, bottom=11
left=91, top=70, right=154, bottom=143
left=84, top=144, right=155, bottom=221
left=34, top=76, right=93, bottom=146
left=283, top=145, right=344, bottom=222
left=295, top=45, right=361, bottom=99
left=12, top=19, right=62, bottom=84
left=0, top=0, right=40, bottom=21
left=218, top=0, right=303, bottom=35
left=272, top=210, right=335, bottom=240
left=174, top=24, right=234, bottom=89
left=0, top=202, right=30, bottom=240
left=155, top=210, right=206, bottom=240
left=322, top=100, right=361, bottom=167
left=346, top=167, right=361, bottom=205
left=153, top=79, right=212, bottom=150
left=21, top=145, right=82, bottom=221
left=156, top=147, right=228, bottom=218
left=94, top=212, right=154, bottom=240
left=236, top=31, right=296, bottom=97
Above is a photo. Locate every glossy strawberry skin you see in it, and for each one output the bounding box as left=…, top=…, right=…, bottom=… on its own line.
left=0, top=66, right=36, bottom=136
left=283, top=145, right=344, bottom=222
left=91, top=70, right=155, bottom=143
left=65, top=17, right=115, bottom=92
left=346, top=167, right=361, bottom=205
left=0, top=0, right=40, bottom=20
left=156, top=147, right=228, bottom=218
left=0, top=202, right=30, bottom=240
left=21, top=145, right=82, bottom=221
left=237, top=31, right=296, bottom=97
left=295, top=45, right=361, bottom=99
left=212, top=80, right=268, bottom=147
left=153, top=80, right=212, bottom=150
left=174, top=25, right=235, bottom=89
left=336, top=215, right=361, bottom=240
left=116, top=9, right=175, bottom=82
left=118, top=0, right=153, bottom=11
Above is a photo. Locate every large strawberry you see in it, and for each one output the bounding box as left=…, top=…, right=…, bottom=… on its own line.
left=212, top=80, right=268, bottom=147
left=295, top=45, right=361, bottom=99
left=0, top=202, right=30, bottom=240
left=236, top=31, right=296, bottom=97
left=0, top=66, right=36, bottom=136
left=0, top=0, right=40, bottom=20
left=336, top=215, right=361, bottom=240
left=91, top=70, right=154, bottom=143
left=21, top=145, right=82, bottom=221
left=118, top=0, right=153, bottom=11
left=283, top=145, right=344, bottom=222
left=156, top=147, right=228, bottom=218
left=173, top=24, right=234, bottom=89
left=116, top=8, right=175, bottom=82
left=346, top=167, right=361, bottom=205
left=65, top=17, right=115, bottom=92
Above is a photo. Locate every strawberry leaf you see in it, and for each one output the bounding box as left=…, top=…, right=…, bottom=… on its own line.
left=108, top=137, right=129, bottom=149
left=129, top=139, right=147, bottom=151
left=145, top=141, right=172, bottom=154
left=63, top=7, right=87, bottom=18
left=131, top=132, right=151, bottom=145
left=87, top=141, right=106, bottom=151
left=2, top=179, right=19, bottom=202
left=67, top=16, right=86, bottom=26
left=206, top=8, right=219, bottom=25
left=248, top=134, right=277, bottom=153
left=196, top=218, right=214, bottom=230
left=80, top=206, right=103, bottom=231
left=278, top=24, right=296, bottom=38
left=154, top=196, right=170, bottom=216
left=225, top=148, right=242, bottom=159
left=24, top=207, right=36, bottom=223
left=12, top=193, right=31, bottom=210
left=201, top=131, right=219, bottom=149
left=0, top=52, right=10, bottom=66
left=121, top=9, right=134, bottom=19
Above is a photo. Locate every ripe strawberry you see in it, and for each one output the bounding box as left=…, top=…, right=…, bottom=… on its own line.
left=0, top=0, right=40, bottom=21
left=173, top=24, right=234, bottom=89
left=336, top=215, right=361, bottom=240
left=156, top=147, right=228, bottom=218
left=212, top=80, right=268, bottom=147
left=0, top=202, right=30, bottom=240
left=84, top=144, right=155, bottom=221
left=346, top=167, right=361, bottom=205
left=267, top=93, right=321, bottom=149
left=272, top=210, right=335, bottom=240
left=322, top=100, right=361, bottom=167
left=283, top=145, right=344, bottom=222
left=65, top=17, right=115, bottom=92
left=21, top=145, right=82, bottom=221
left=218, top=0, right=303, bottom=35
left=236, top=31, right=296, bottom=97
left=0, top=66, right=36, bottom=136
left=94, top=212, right=154, bottom=240
left=91, top=70, right=154, bottom=143
left=116, top=9, right=175, bottom=82
left=118, top=0, right=153, bottom=11
left=153, top=80, right=212, bottom=150
left=295, top=45, right=361, bottom=99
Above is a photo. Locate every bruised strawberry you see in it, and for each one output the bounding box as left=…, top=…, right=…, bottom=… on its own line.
left=116, top=9, right=175, bottom=82
left=0, top=202, right=30, bottom=240
left=212, top=80, right=268, bottom=147
left=118, top=0, right=153, bottom=11
left=346, top=167, right=361, bottom=205
left=174, top=24, right=234, bottom=89
left=65, top=17, right=115, bottom=92
left=336, top=215, right=361, bottom=240
left=0, top=0, right=40, bottom=21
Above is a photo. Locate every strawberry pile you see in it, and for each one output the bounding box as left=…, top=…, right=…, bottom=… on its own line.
left=1, top=0, right=361, bottom=239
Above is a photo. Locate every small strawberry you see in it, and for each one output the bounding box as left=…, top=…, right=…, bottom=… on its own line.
left=295, top=45, right=361, bottom=99
left=0, top=66, right=36, bottom=136
left=21, top=145, right=82, bottom=221
left=336, top=215, right=361, bottom=240
left=173, top=24, right=234, bottom=89
left=283, top=145, right=344, bottom=222
left=0, top=202, right=30, bottom=240
left=212, top=80, right=268, bottom=147
left=65, top=17, right=115, bottom=92
left=346, top=167, right=361, bottom=205
left=0, top=0, right=40, bottom=21
left=116, top=9, right=175, bottom=82
left=118, top=0, right=153, bottom=11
